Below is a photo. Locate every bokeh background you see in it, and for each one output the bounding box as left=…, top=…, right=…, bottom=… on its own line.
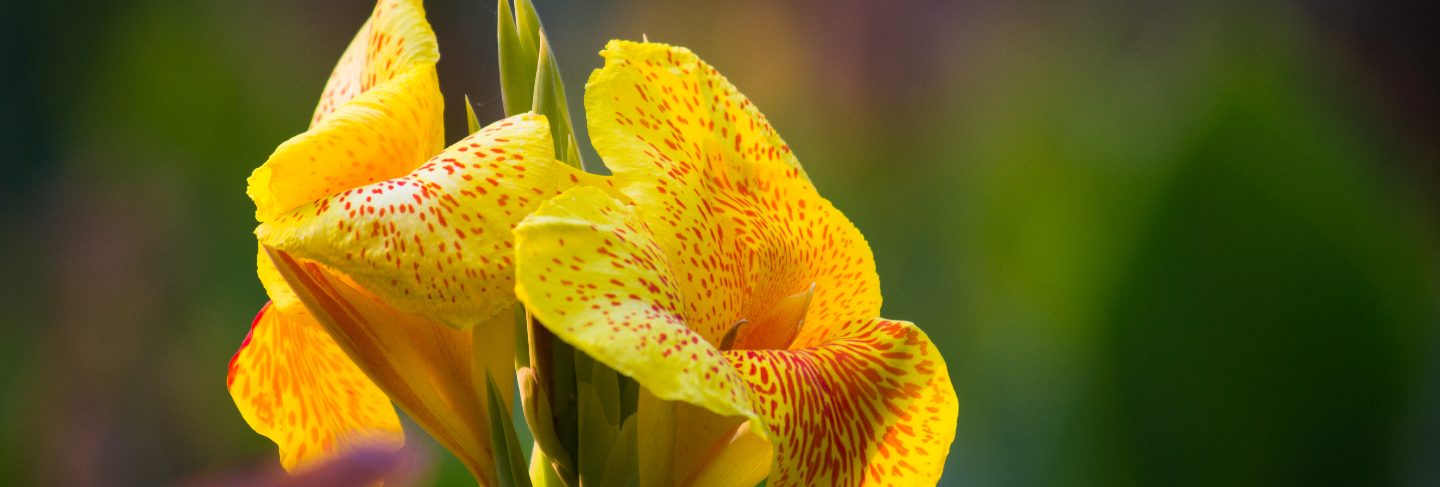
left=3, top=0, right=1438, bottom=485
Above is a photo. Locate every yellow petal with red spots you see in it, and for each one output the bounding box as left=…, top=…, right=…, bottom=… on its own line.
left=584, top=41, right=882, bottom=348
left=514, top=186, right=755, bottom=419
left=249, top=65, right=444, bottom=223
left=226, top=301, right=403, bottom=472
left=248, top=0, right=444, bottom=222
left=310, top=0, right=440, bottom=126
left=584, top=40, right=804, bottom=183
left=258, top=113, right=605, bottom=328
left=726, top=319, right=957, bottom=486
left=512, top=39, right=959, bottom=485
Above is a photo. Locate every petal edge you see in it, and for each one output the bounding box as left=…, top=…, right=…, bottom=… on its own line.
left=725, top=319, right=957, bottom=486
left=227, top=302, right=404, bottom=472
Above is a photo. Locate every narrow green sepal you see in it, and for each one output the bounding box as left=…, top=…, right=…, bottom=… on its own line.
left=575, top=353, right=639, bottom=487
left=601, top=416, right=639, bottom=487
left=465, top=94, right=483, bottom=135
left=530, top=30, right=585, bottom=169
left=498, top=0, right=585, bottom=170
left=513, top=0, right=543, bottom=58
left=488, top=373, right=534, bottom=487
left=497, top=0, right=538, bottom=117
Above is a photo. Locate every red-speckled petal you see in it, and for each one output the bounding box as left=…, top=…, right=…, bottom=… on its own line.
left=248, top=0, right=444, bottom=222
left=310, top=0, right=439, bottom=125
left=258, top=114, right=607, bottom=328
left=514, top=186, right=754, bottom=419
left=226, top=302, right=403, bottom=472
left=560, top=39, right=956, bottom=486
left=726, top=319, right=957, bottom=486
left=584, top=41, right=881, bottom=346
left=585, top=40, right=803, bottom=180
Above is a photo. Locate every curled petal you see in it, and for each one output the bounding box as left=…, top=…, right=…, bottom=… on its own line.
left=311, top=0, right=440, bottom=125
left=514, top=186, right=754, bottom=419
left=248, top=65, right=444, bottom=223
left=248, top=0, right=444, bottom=222
left=726, top=319, right=957, bottom=486
left=226, top=302, right=403, bottom=472
left=259, top=114, right=604, bottom=327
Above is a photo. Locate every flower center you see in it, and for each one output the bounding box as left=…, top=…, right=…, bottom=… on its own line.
left=718, top=282, right=816, bottom=351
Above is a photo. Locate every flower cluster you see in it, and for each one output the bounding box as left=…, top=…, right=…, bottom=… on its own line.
left=226, top=1, right=957, bottom=485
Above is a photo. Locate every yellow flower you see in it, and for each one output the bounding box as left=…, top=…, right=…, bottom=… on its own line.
left=227, top=0, right=598, bottom=482
left=514, top=41, right=959, bottom=486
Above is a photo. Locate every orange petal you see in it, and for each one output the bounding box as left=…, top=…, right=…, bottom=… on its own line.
left=226, top=301, right=403, bottom=472
left=265, top=248, right=514, bottom=486
left=725, top=319, right=958, bottom=486
left=258, top=113, right=606, bottom=328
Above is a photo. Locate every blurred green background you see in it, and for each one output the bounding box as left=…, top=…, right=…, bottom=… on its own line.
left=2, top=0, right=1437, bottom=485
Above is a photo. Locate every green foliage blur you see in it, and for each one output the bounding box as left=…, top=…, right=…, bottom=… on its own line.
left=2, top=0, right=1436, bottom=485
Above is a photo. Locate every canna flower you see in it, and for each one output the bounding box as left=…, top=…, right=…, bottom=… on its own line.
left=514, top=41, right=958, bottom=486
left=228, top=0, right=597, bottom=482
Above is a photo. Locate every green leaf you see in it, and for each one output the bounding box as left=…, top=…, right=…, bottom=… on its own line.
left=586, top=354, right=623, bottom=425
left=530, top=30, right=584, bottom=169
left=513, top=0, right=543, bottom=56
left=465, top=94, right=483, bottom=135
left=574, top=351, right=639, bottom=487
left=488, top=373, right=534, bottom=487
left=600, top=414, right=639, bottom=487
left=497, top=0, right=538, bottom=117
left=497, top=0, right=584, bottom=169
left=577, top=385, right=618, bottom=486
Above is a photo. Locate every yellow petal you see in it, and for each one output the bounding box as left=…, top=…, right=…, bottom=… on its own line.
left=311, top=0, right=440, bottom=126
left=266, top=248, right=512, bottom=485
left=226, top=301, right=403, bottom=472
left=584, top=41, right=881, bottom=347
left=248, top=0, right=444, bottom=223
left=528, top=39, right=955, bottom=485
left=725, top=319, right=957, bottom=486
left=258, top=113, right=605, bottom=328
left=514, top=186, right=754, bottom=419
left=514, top=187, right=956, bottom=485
left=584, top=40, right=803, bottom=182
left=249, top=63, right=444, bottom=223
